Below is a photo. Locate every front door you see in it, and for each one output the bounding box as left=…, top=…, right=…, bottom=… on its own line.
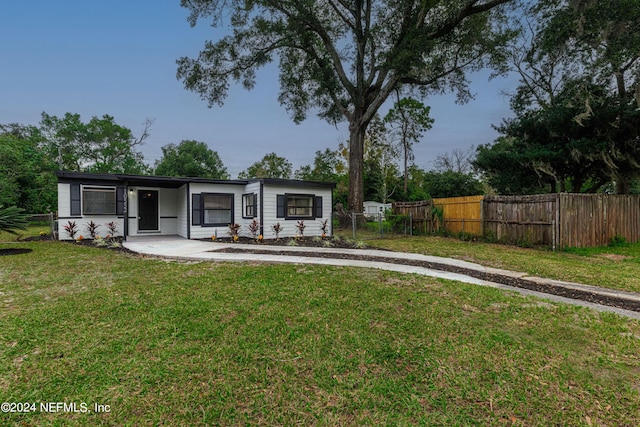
left=138, top=190, right=158, bottom=231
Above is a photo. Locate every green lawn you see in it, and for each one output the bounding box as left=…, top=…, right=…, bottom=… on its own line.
left=1, top=241, right=639, bottom=426
left=364, top=235, right=640, bottom=294
left=0, top=225, right=51, bottom=243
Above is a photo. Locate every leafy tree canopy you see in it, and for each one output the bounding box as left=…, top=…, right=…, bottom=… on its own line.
left=38, top=112, right=152, bottom=174
left=239, top=152, right=292, bottom=179
left=177, top=0, right=515, bottom=212
left=154, top=140, right=229, bottom=179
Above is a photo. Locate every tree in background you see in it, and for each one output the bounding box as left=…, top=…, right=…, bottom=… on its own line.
left=363, top=115, right=401, bottom=203
left=433, top=147, right=476, bottom=175
left=239, top=152, right=292, bottom=179
left=483, top=0, right=640, bottom=194
left=0, top=127, right=57, bottom=213
left=177, top=0, right=515, bottom=213
left=295, top=148, right=348, bottom=205
left=38, top=112, right=151, bottom=175
left=154, top=140, right=229, bottom=179
left=83, top=116, right=153, bottom=175
left=384, top=97, right=434, bottom=197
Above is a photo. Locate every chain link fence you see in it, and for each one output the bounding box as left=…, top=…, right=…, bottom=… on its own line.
left=25, top=212, right=57, bottom=239
left=333, top=210, right=427, bottom=241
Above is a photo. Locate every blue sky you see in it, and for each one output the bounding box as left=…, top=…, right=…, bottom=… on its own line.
left=1, top=1, right=516, bottom=178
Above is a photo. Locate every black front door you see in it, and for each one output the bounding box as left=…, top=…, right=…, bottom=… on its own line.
left=138, top=190, right=158, bottom=231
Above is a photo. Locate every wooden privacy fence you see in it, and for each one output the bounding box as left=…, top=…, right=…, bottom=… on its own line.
left=483, top=195, right=557, bottom=247
left=393, top=194, right=640, bottom=248
left=392, top=201, right=433, bottom=234
left=433, top=195, right=484, bottom=235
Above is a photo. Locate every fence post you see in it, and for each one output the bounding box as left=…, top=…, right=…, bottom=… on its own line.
left=379, top=212, right=383, bottom=237
left=410, top=213, right=413, bottom=236
left=49, top=212, right=55, bottom=238
left=552, top=219, right=556, bottom=252
left=480, top=198, right=484, bottom=236
left=352, top=213, right=356, bottom=240
left=462, top=218, right=465, bottom=234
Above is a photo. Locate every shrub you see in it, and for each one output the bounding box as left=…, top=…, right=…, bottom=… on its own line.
left=609, top=235, right=628, bottom=247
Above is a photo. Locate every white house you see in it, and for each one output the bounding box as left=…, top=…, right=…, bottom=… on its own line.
left=56, top=171, right=335, bottom=240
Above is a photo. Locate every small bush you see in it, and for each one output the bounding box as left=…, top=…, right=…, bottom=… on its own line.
left=63, top=221, right=79, bottom=239
left=609, top=235, right=628, bottom=247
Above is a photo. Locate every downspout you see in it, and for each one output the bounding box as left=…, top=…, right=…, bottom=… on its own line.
left=330, top=185, right=334, bottom=237
left=123, top=181, right=129, bottom=240
left=186, top=182, right=191, bottom=240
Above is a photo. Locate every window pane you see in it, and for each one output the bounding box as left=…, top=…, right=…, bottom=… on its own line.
left=83, top=188, right=116, bottom=215
left=203, top=193, right=233, bottom=225
left=204, top=195, right=231, bottom=209
left=204, top=209, right=231, bottom=224
left=286, top=196, right=313, bottom=217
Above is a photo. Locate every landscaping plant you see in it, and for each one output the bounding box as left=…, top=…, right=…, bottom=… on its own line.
left=85, top=221, right=100, bottom=239
left=248, top=219, right=260, bottom=240
left=63, top=220, right=79, bottom=239
left=0, top=206, right=29, bottom=235
left=295, top=220, right=306, bottom=237
left=271, top=222, right=283, bottom=240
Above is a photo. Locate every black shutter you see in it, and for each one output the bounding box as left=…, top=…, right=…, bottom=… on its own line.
left=116, top=187, right=125, bottom=216
left=315, top=196, right=323, bottom=218
left=70, top=184, right=81, bottom=216
left=276, top=195, right=286, bottom=218
left=253, top=194, right=258, bottom=218
left=192, top=194, right=201, bottom=225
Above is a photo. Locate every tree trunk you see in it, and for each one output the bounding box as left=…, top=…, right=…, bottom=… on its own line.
left=403, top=147, right=408, bottom=198
left=348, top=121, right=366, bottom=214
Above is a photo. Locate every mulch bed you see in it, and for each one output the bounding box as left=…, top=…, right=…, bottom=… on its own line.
left=205, top=236, right=367, bottom=250
left=218, top=247, right=640, bottom=313
left=0, top=248, right=33, bottom=256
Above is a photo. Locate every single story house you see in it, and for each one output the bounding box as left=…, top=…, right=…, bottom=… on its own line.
left=363, top=201, right=392, bottom=219
left=56, top=171, right=335, bottom=240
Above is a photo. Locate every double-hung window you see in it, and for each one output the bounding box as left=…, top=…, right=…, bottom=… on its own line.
left=277, top=193, right=322, bottom=219
left=202, top=193, right=233, bottom=226
left=287, top=195, right=314, bottom=218
left=243, top=193, right=257, bottom=218
left=82, top=187, right=116, bottom=215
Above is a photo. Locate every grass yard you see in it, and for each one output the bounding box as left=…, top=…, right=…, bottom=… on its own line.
left=0, top=225, right=51, bottom=243
left=364, top=235, right=640, bottom=294
left=0, top=241, right=639, bottom=426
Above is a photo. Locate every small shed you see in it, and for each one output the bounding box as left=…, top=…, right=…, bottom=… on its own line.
left=363, top=201, right=392, bottom=219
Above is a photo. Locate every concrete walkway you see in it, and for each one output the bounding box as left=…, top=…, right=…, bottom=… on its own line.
left=124, top=235, right=640, bottom=320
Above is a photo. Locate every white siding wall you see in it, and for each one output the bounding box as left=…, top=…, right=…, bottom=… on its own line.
left=57, top=183, right=71, bottom=218
left=262, top=185, right=333, bottom=239
left=239, top=181, right=262, bottom=238
left=127, top=187, right=180, bottom=236
left=188, top=183, right=246, bottom=239
left=57, top=183, right=123, bottom=240
left=176, top=185, right=188, bottom=238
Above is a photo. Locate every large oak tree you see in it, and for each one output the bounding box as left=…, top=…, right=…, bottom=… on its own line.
left=177, top=0, right=514, bottom=212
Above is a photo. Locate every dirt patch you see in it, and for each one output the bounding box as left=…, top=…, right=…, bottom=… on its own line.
left=217, top=247, right=640, bottom=313
left=598, top=253, right=633, bottom=261
left=0, top=248, right=33, bottom=256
